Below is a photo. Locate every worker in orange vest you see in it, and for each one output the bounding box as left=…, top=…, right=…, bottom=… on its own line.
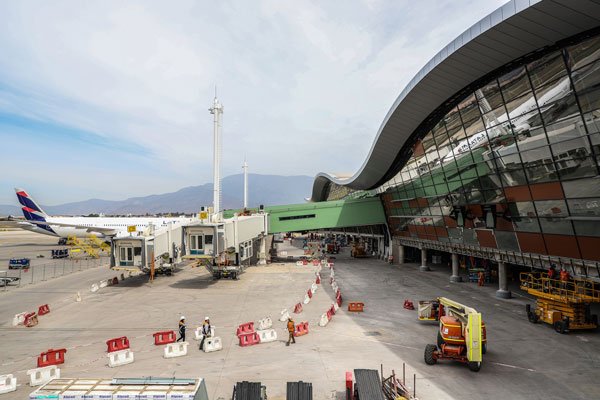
left=548, top=264, right=557, bottom=280
left=559, top=268, right=570, bottom=290
left=286, top=317, right=296, bottom=346
left=477, top=271, right=485, bottom=287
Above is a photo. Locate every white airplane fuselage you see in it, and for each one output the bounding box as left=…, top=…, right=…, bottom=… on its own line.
left=19, top=216, right=195, bottom=238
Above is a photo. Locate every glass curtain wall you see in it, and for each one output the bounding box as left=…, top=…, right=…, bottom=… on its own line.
left=379, top=33, right=600, bottom=262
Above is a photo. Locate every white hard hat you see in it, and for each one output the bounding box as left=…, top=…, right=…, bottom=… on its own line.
left=180, top=316, right=186, bottom=320
left=205, top=316, right=210, bottom=320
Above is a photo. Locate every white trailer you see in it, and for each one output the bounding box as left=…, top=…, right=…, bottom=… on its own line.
left=29, top=377, right=208, bottom=400
left=182, top=213, right=269, bottom=279
left=110, top=222, right=184, bottom=275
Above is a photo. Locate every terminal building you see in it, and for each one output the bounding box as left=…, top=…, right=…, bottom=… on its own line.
left=311, top=0, right=600, bottom=296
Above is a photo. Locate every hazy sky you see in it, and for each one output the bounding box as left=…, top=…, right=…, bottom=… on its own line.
left=0, top=0, right=506, bottom=205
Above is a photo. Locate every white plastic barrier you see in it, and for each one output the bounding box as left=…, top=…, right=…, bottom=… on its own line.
left=27, top=365, right=60, bottom=387
left=296, top=261, right=303, bottom=266
left=279, top=309, right=290, bottom=322
left=332, top=282, right=339, bottom=293
left=107, top=349, right=135, bottom=367
left=202, top=337, right=223, bottom=353
left=12, top=312, right=27, bottom=326
left=303, top=293, right=311, bottom=305
left=75, top=292, right=82, bottom=302
left=163, top=342, right=188, bottom=359
left=257, top=316, right=272, bottom=331
left=328, top=262, right=334, bottom=268
left=90, top=283, right=99, bottom=293
left=256, top=329, right=277, bottom=343
left=319, top=313, right=329, bottom=327
left=194, top=326, right=215, bottom=341
left=310, top=283, right=318, bottom=294
left=0, top=374, right=16, bottom=395
left=330, top=270, right=335, bottom=279
left=99, top=280, right=108, bottom=288
left=333, top=302, right=339, bottom=312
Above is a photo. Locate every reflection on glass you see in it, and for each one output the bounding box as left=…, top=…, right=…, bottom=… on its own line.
left=567, top=36, right=600, bottom=71
left=366, top=32, right=600, bottom=261
left=572, top=59, right=600, bottom=114
left=528, top=51, right=567, bottom=88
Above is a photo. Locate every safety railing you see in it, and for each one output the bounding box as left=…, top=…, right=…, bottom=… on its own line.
left=396, top=236, right=600, bottom=280
left=0, top=256, right=109, bottom=291
left=519, top=272, right=600, bottom=303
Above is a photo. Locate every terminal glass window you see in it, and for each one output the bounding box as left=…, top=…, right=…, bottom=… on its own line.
left=378, top=31, right=600, bottom=262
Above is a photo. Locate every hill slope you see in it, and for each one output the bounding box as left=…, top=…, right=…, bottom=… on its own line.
left=0, top=174, right=313, bottom=216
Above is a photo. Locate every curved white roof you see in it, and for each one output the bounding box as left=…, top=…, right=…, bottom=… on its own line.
left=312, top=0, right=600, bottom=201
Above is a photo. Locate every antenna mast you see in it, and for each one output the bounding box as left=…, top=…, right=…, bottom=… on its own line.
left=209, top=91, right=223, bottom=221
left=242, top=158, right=249, bottom=209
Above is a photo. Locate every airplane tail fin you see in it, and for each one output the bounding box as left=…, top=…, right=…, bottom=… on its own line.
left=15, top=188, right=49, bottom=221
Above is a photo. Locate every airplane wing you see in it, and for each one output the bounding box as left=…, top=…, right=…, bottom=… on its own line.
left=16, top=220, right=118, bottom=236
left=0, top=220, right=24, bottom=229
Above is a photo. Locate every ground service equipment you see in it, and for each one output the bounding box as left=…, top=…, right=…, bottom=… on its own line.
left=419, top=297, right=485, bottom=372
left=232, top=381, right=266, bottom=400
left=520, top=272, right=599, bottom=334
left=8, top=258, right=30, bottom=269
left=352, top=369, right=385, bottom=400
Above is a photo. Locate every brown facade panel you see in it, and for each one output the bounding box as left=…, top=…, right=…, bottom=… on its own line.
left=425, top=225, right=436, bottom=236
left=543, top=234, right=581, bottom=259
left=415, top=225, right=427, bottom=235
left=516, top=232, right=546, bottom=255
left=576, top=236, right=600, bottom=262
left=444, top=216, right=458, bottom=228
left=530, top=182, right=564, bottom=200
left=416, top=197, right=429, bottom=207
left=495, top=216, right=515, bottom=232
left=467, top=205, right=483, bottom=218
left=435, top=227, right=449, bottom=237
left=476, top=229, right=497, bottom=249
left=504, top=186, right=531, bottom=202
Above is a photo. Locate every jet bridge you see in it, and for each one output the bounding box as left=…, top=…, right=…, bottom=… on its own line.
left=110, top=222, right=183, bottom=274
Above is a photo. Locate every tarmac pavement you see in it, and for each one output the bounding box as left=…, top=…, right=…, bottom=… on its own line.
left=1, top=233, right=599, bottom=399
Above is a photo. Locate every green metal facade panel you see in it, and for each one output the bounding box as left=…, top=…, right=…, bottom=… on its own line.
left=223, top=197, right=386, bottom=233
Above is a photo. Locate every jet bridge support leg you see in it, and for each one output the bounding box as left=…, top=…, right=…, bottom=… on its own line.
left=419, top=247, right=430, bottom=272
left=450, top=253, right=461, bottom=282
left=496, top=261, right=511, bottom=299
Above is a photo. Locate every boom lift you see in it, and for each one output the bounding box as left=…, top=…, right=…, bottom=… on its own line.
left=418, top=297, right=486, bottom=372
left=520, top=272, right=599, bottom=334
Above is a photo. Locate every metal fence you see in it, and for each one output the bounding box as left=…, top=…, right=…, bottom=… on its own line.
left=0, top=256, right=109, bottom=291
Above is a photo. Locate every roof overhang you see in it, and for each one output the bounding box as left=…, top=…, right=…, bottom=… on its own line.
left=312, top=0, right=600, bottom=201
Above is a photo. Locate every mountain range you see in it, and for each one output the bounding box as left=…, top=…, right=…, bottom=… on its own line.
left=0, top=174, right=314, bottom=216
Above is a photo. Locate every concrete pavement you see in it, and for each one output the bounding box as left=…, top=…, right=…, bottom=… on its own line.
left=1, top=233, right=599, bottom=399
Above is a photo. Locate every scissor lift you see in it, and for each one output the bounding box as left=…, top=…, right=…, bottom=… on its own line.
left=520, top=272, right=600, bottom=334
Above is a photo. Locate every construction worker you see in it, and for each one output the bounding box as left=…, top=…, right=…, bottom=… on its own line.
left=560, top=268, right=570, bottom=290
left=286, top=317, right=296, bottom=346
left=177, top=316, right=186, bottom=342
left=548, top=264, right=557, bottom=280
left=477, top=270, right=485, bottom=287
left=199, top=317, right=212, bottom=351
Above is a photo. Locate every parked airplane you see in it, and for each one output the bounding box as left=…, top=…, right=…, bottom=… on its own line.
left=3, top=188, right=196, bottom=239
left=441, top=75, right=572, bottom=164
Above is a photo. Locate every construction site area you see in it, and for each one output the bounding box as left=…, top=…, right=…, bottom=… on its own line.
left=0, top=231, right=599, bottom=399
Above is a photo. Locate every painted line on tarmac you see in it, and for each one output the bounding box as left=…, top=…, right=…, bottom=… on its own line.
left=490, top=362, right=536, bottom=372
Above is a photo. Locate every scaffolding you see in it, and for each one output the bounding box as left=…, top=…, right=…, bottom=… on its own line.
left=520, top=272, right=600, bottom=333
